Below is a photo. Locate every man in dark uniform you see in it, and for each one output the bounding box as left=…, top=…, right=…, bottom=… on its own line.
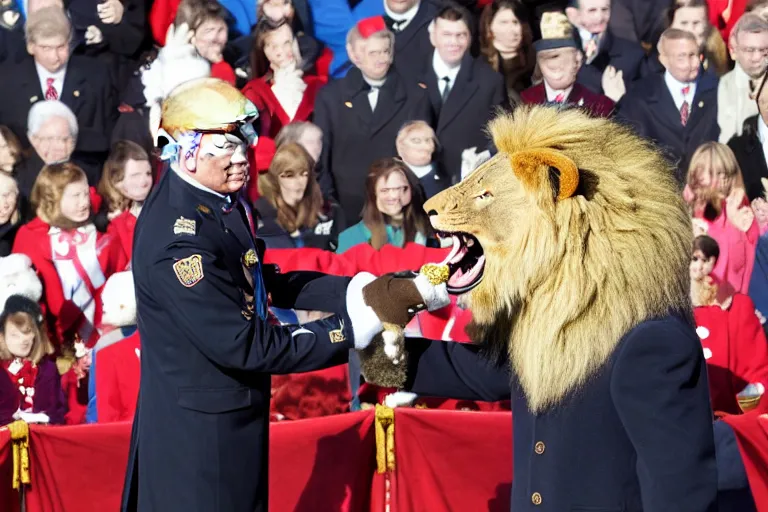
left=314, top=15, right=433, bottom=222
left=121, top=77, right=448, bottom=512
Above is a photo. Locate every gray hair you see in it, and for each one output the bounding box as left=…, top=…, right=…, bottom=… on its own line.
left=25, top=5, right=71, bottom=43
left=27, top=100, right=78, bottom=140
left=731, top=12, right=768, bottom=43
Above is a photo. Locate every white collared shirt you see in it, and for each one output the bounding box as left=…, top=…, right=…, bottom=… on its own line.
left=364, top=76, right=386, bottom=111
left=171, top=163, right=227, bottom=200
left=544, top=81, right=573, bottom=103
left=757, top=115, right=768, bottom=168
left=406, top=162, right=433, bottom=179
left=35, top=62, right=66, bottom=98
left=664, top=71, right=697, bottom=111
left=432, top=50, right=461, bottom=98
left=383, top=0, right=420, bottom=31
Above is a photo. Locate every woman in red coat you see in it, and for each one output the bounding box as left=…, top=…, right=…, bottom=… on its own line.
left=12, top=163, right=127, bottom=348
left=98, top=141, right=153, bottom=266
left=242, top=19, right=325, bottom=175
left=691, top=234, right=768, bottom=415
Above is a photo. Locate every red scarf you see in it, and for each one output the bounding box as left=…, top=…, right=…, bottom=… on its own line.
left=3, top=358, right=38, bottom=411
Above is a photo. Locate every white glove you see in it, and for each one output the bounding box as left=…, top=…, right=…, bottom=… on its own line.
left=384, top=391, right=418, bottom=408
left=461, top=147, right=491, bottom=181
left=17, top=410, right=50, bottom=424
left=97, top=0, right=124, bottom=25
left=85, top=25, right=103, bottom=45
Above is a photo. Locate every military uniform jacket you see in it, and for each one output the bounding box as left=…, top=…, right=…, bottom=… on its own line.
left=121, top=168, right=356, bottom=512
left=405, top=315, right=718, bottom=511
left=314, top=67, right=434, bottom=222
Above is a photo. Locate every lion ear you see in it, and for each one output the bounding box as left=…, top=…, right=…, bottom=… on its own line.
left=510, top=148, right=579, bottom=201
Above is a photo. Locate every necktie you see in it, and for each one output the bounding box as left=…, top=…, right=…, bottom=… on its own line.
left=585, top=34, right=599, bottom=62
left=368, top=85, right=380, bottom=111
left=45, top=77, right=58, bottom=100
left=441, top=76, right=451, bottom=103
left=554, top=93, right=565, bottom=103
left=384, top=15, right=406, bottom=32
left=680, top=86, right=690, bottom=126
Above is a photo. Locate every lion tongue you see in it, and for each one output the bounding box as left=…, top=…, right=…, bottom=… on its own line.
left=447, top=255, right=485, bottom=288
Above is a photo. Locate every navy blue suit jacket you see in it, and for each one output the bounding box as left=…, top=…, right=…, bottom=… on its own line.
left=576, top=29, right=646, bottom=95
left=405, top=315, right=718, bottom=511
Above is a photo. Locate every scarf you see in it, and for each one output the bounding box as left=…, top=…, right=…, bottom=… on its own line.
left=3, top=358, right=38, bottom=411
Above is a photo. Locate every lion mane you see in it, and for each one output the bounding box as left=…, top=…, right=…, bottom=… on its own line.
left=424, top=105, right=693, bottom=413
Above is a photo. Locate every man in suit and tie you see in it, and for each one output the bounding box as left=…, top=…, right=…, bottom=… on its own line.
left=0, top=6, right=117, bottom=182
left=520, top=11, right=615, bottom=118
left=566, top=0, right=645, bottom=96
left=383, top=0, right=442, bottom=80
left=422, top=4, right=505, bottom=186
left=314, top=15, right=433, bottom=222
left=618, top=28, right=719, bottom=184
left=729, top=73, right=768, bottom=201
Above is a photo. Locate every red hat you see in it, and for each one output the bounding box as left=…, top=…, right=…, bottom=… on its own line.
left=357, top=16, right=387, bottom=38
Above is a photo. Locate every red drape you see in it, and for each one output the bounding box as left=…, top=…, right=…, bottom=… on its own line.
left=390, top=409, right=513, bottom=512
left=722, top=412, right=768, bottom=512
left=0, top=429, right=20, bottom=512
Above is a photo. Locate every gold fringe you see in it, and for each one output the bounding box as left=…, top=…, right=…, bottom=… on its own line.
left=8, top=420, right=30, bottom=489
left=374, top=404, right=395, bottom=473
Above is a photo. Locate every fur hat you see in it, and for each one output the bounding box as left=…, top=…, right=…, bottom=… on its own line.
left=101, top=271, right=137, bottom=328
left=0, top=254, right=43, bottom=312
left=0, top=295, right=44, bottom=331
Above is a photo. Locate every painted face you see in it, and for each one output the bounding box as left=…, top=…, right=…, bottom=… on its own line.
left=278, top=167, right=309, bottom=208
left=490, top=8, right=523, bottom=54
left=3, top=321, right=34, bottom=358
left=690, top=249, right=716, bottom=280
left=60, top=178, right=90, bottom=223
left=261, top=0, right=294, bottom=22
left=28, top=33, right=69, bottom=74
left=659, top=37, right=700, bottom=83
left=352, top=36, right=392, bottom=80
left=0, top=132, right=15, bottom=172
left=188, top=133, right=249, bottom=194
left=733, top=30, right=768, bottom=79
left=671, top=6, right=708, bottom=49
left=430, top=18, right=470, bottom=67
left=375, top=170, right=412, bottom=219
left=194, top=18, right=227, bottom=63
left=297, top=127, right=322, bottom=163
left=397, top=126, right=435, bottom=166
left=538, top=48, right=581, bottom=90
left=577, top=0, right=610, bottom=35
left=30, top=116, right=74, bottom=164
left=0, top=172, right=19, bottom=225
left=117, top=159, right=153, bottom=203
left=263, top=23, right=297, bottom=70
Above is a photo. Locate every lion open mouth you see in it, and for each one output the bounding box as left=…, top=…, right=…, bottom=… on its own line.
left=436, top=232, right=485, bottom=294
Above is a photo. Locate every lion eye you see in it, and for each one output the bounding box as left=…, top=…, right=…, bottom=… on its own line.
left=475, top=191, right=493, bottom=200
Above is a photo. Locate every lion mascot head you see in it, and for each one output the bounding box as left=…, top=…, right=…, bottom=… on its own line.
left=424, top=105, right=693, bottom=413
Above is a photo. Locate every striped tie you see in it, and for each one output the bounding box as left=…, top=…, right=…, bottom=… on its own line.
left=45, top=78, right=58, bottom=100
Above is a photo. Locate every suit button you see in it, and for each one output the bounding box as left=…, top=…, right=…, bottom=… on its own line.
left=531, top=492, right=542, bottom=505
left=534, top=441, right=545, bottom=455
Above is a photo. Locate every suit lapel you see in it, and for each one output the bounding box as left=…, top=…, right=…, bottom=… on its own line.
left=438, top=56, right=479, bottom=133
left=421, top=66, right=441, bottom=118
left=371, top=72, right=406, bottom=135
left=342, top=69, right=374, bottom=131
left=648, top=75, right=685, bottom=132
left=21, top=59, right=43, bottom=104
left=525, top=83, right=547, bottom=104
left=687, top=72, right=716, bottom=128
left=61, top=60, right=85, bottom=110
left=394, top=2, right=429, bottom=51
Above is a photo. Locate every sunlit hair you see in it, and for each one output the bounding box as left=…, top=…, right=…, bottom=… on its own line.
left=0, top=312, right=54, bottom=365
left=685, top=142, right=745, bottom=216
left=31, top=162, right=89, bottom=228
left=274, top=121, right=320, bottom=148
left=98, top=141, right=150, bottom=214
left=396, top=120, right=438, bottom=150
left=667, top=0, right=730, bottom=76
left=174, top=0, right=226, bottom=31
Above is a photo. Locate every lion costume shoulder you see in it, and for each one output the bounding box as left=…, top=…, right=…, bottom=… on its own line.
left=425, top=105, right=693, bottom=413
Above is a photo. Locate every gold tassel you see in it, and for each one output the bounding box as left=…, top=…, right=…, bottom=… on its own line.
left=8, top=420, right=30, bottom=489
left=374, top=404, right=395, bottom=473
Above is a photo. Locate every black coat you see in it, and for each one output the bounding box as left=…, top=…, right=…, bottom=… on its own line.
left=421, top=52, right=506, bottom=184
left=314, top=67, right=433, bottom=221
left=728, top=115, right=768, bottom=202
left=405, top=315, right=719, bottom=511
left=254, top=197, right=346, bottom=251
left=122, top=168, right=356, bottom=512
left=386, top=0, right=441, bottom=81
left=617, top=71, right=719, bottom=183
left=0, top=55, right=118, bottom=172
left=575, top=29, right=646, bottom=95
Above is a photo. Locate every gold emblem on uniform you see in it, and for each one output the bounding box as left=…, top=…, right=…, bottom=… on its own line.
left=173, top=216, right=196, bottom=236
left=329, top=329, right=346, bottom=343
left=344, top=101, right=353, bottom=108
left=242, top=249, right=258, bottom=268
left=196, top=204, right=211, bottom=215
left=172, top=254, right=204, bottom=287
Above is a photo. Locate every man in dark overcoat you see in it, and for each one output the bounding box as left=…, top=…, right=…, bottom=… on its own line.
left=314, top=15, right=433, bottom=222
left=121, top=77, right=447, bottom=512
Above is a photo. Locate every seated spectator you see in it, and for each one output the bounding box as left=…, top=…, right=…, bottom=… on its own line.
left=395, top=120, right=442, bottom=198
left=691, top=234, right=768, bottom=415
left=89, top=270, right=139, bottom=423
left=0, top=173, right=21, bottom=257
left=618, top=28, right=719, bottom=183
left=685, top=141, right=758, bottom=298
left=567, top=0, right=645, bottom=96
left=12, top=163, right=127, bottom=348
left=520, top=12, right=614, bottom=118
left=60, top=339, right=91, bottom=424
left=0, top=126, right=22, bottom=174
left=274, top=121, right=323, bottom=162
left=98, top=141, right=152, bottom=264
left=314, top=16, right=433, bottom=222
left=336, top=157, right=433, bottom=253
left=255, top=142, right=344, bottom=250
left=0, top=294, right=65, bottom=426
left=669, top=0, right=730, bottom=77
left=478, top=0, right=535, bottom=104
left=718, top=13, right=768, bottom=143
left=173, top=0, right=234, bottom=84
left=0, top=6, right=118, bottom=180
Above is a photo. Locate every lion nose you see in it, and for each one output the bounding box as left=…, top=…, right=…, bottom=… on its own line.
left=427, top=210, right=438, bottom=217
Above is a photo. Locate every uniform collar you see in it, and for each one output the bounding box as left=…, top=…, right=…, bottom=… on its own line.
left=171, top=163, right=227, bottom=200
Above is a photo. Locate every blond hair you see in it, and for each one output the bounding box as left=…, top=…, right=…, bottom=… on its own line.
left=396, top=120, right=437, bottom=149
left=686, top=142, right=745, bottom=200
left=31, top=162, right=88, bottom=228
left=0, top=312, right=54, bottom=365
left=25, top=5, right=71, bottom=43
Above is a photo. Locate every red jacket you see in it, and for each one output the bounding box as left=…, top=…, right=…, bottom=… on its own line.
left=694, top=293, right=768, bottom=415
left=95, top=331, right=140, bottom=423
left=520, top=82, right=615, bottom=118
left=107, top=209, right=138, bottom=267
left=12, top=218, right=127, bottom=346
left=61, top=367, right=88, bottom=425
